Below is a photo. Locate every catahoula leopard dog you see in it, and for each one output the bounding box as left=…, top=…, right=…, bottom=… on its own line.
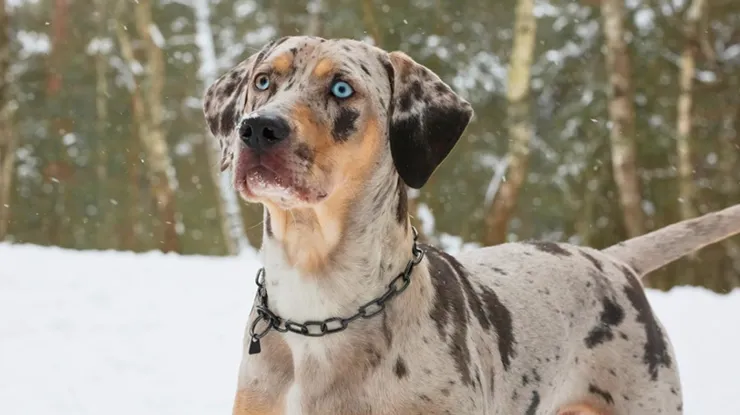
left=203, top=35, right=740, bottom=415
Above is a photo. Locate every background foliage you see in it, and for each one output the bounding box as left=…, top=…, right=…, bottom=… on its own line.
left=2, top=0, right=739, bottom=291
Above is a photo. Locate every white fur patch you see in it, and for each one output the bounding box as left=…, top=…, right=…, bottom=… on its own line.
left=285, top=382, right=302, bottom=415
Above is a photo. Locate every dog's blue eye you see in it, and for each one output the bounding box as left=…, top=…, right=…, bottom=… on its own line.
left=330, top=81, right=353, bottom=99
left=255, top=74, right=270, bottom=91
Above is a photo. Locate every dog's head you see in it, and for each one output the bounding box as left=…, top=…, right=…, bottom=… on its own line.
left=203, top=36, right=473, bottom=209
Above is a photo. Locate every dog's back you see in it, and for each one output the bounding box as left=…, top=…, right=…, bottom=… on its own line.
left=457, top=243, right=681, bottom=414
left=451, top=203, right=740, bottom=414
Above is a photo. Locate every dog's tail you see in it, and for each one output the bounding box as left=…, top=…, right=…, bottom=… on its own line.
left=602, top=204, right=740, bottom=279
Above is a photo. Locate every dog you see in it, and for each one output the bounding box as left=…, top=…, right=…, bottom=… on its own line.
left=203, top=35, right=740, bottom=415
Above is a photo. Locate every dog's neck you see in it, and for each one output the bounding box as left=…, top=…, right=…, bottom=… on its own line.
left=258, top=161, right=416, bottom=325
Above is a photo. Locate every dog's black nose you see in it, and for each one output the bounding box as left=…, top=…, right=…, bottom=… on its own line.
left=239, top=113, right=291, bottom=150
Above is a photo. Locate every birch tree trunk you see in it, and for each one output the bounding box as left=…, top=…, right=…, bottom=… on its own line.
left=483, top=0, right=536, bottom=246
left=0, top=0, right=16, bottom=240
left=600, top=0, right=645, bottom=238
left=192, top=0, right=249, bottom=255
left=676, top=0, right=706, bottom=221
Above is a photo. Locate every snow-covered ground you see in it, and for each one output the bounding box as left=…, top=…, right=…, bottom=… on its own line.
left=1, top=243, right=738, bottom=414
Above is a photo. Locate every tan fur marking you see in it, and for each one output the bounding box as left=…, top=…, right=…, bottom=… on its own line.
left=233, top=318, right=293, bottom=415
left=312, top=58, right=334, bottom=78
left=232, top=389, right=284, bottom=415
left=272, top=52, right=293, bottom=75
left=558, top=403, right=610, bottom=415
left=264, top=105, right=382, bottom=276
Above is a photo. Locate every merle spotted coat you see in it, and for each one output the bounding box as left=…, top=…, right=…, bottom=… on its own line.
left=203, top=35, right=740, bottom=415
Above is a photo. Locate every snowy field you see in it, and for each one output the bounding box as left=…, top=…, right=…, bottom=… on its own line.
left=1, top=243, right=739, bottom=414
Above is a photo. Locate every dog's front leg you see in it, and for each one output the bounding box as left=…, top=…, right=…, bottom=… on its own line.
left=232, top=310, right=294, bottom=415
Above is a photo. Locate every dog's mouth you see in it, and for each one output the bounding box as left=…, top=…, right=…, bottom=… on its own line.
left=233, top=149, right=327, bottom=207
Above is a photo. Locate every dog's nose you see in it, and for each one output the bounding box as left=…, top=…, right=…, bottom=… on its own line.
left=239, top=113, right=291, bottom=150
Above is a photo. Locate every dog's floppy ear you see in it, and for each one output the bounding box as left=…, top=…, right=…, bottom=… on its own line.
left=386, top=51, right=474, bottom=189
left=202, top=37, right=288, bottom=171
left=202, top=56, right=255, bottom=172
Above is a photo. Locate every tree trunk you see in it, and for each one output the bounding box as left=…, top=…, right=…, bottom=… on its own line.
left=193, top=0, right=249, bottom=255
left=133, top=0, right=179, bottom=252
left=306, top=0, right=323, bottom=37
left=676, top=0, right=706, bottom=221
left=600, top=0, right=645, bottom=238
left=362, top=0, right=382, bottom=46
left=115, top=0, right=179, bottom=253
left=0, top=0, right=15, bottom=240
left=719, top=101, right=740, bottom=288
left=43, top=0, right=70, bottom=246
left=94, top=0, right=112, bottom=248
left=121, top=127, right=141, bottom=252
left=483, top=0, right=536, bottom=246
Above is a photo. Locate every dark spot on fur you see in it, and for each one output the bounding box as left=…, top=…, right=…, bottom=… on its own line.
left=399, top=80, right=423, bottom=112
left=434, top=82, right=448, bottom=94
left=580, top=250, right=604, bottom=271
left=532, top=368, right=541, bottom=383
left=219, top=99, right=237, bottom=137
left=525, top=391, right=540, bottom=415
left=360, top=64, right=371, bottom=75
left=522, top=375, right=529, bottom=386
left=396, top=177, right=408, bottom=224
left=206, top=113, right=220, bottom=136
left=490, top=266, right=507, bottom=275
left=365, top=346, right=382, bottom=368
left=294, top=143, right=314, bottom=165
left=381, top=310, right=393, bottom=347
left=433, top=247, right=516, bottom=372
left=289, top=47, right=297, bottom=55
left=623, top=267, right=672, bottom=380
left=526, top=241, right=572, bottom=256
left=585, top=297, right=625, bottom=348
left=222, top=80, right=238, bottom=98
left=394, top=357, right=408, bottom=378
left=254, top=37, right=288, bottom=67
left=332, top=107, right=360, bottom=142
left=264, top=209, right=273, bottom=237
left=425, top=245, right=473, bottom=386
left=478, top=283, right=516, bottom=370
left=419, top=394, right=431, bottom=402
left=589, top=383, right=614, bottom=404
left=441, top=388, right=450, bottom=396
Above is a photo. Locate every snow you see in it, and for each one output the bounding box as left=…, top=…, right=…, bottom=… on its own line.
left=1, top=242, right=739, bottom=414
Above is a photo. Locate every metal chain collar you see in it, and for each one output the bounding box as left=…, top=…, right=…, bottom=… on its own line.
left=247, top=227, right=425, bottom=355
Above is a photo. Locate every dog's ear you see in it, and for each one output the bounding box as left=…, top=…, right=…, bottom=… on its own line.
left=202, top=57, right=255, bottom=172
left=202, top=37, right=288, bottom=171
left=385, top=51, right=474, bottom=189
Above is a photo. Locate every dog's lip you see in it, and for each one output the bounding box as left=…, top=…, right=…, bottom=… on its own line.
left=234, top=149, right=329, bottom=203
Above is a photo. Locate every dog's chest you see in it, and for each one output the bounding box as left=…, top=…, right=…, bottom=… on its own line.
left=284, top=382, right=302, bottom=415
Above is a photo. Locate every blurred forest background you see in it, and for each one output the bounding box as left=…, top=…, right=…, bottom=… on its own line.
left=1, top=0, right=739, bottom=292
